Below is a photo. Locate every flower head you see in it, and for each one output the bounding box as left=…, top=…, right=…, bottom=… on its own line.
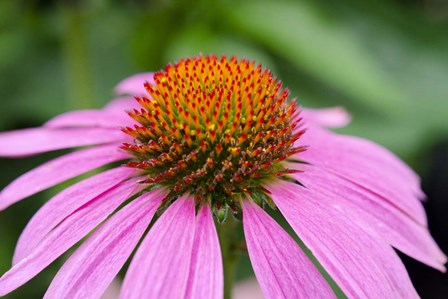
left=0, top=55, right=445, bottom=299
left=122, top=55, right=304, bottom=220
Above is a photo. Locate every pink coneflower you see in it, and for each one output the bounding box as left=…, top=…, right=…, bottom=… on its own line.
left=0, top=55, right=445, bottom=298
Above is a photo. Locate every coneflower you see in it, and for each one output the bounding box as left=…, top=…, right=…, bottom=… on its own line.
left=0, top=55, right=445, bottom=299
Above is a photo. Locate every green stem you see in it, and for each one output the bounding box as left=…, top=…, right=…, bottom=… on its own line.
left=61, top=3, right=94, bottom=110
left=217, top=216, right=238, bottom=299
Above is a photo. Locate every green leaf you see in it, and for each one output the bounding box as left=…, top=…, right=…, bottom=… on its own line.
left=225, top=1, right=407, bottom=115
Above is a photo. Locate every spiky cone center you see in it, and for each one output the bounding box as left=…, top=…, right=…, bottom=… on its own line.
left=121, top=55, right=305, bottom=221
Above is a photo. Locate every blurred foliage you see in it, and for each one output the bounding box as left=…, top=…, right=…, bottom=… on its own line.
left=0, top=0, right=447, bottom=298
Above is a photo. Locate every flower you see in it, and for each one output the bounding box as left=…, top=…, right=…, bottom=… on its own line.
left=0, top=55, right=445, bottom=299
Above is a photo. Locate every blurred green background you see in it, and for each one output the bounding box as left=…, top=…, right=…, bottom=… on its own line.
left=0, top=0, right=447, bottom=298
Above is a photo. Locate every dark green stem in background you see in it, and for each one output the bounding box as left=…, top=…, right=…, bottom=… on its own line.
left=60, top=3, right=94, bottom=109
left=217, top=216, right=238, bottom=299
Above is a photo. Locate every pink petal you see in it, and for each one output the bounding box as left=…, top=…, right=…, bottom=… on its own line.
left=296, top=168, right=446, bottom=271
left=232, top=279, right=264, bottom=299
left=0, top=128, right=127, bottom=157
left=114, top=72, right=154, bottom=96
left=13, top=167, right=136, bottom=264
left=242, top=200, right=335, bottom=299
left=120, top=196, right=195, bottom=299
left=44, top=110, right=134, bottom=128
left=299, top=126, right=427, bottom=225
left=44, top=190, right=165, bottom=299
left=0, top=144, right=130, bottom=211
left=0, top=179, right=139, bottom=296
left=301, top=107, right=351, bottom=128
left=104, top=97, right=141, bottom=112
left=184, top=206, right=223, bottom=299
left=301, top=126, right=420, bottom=186
left=101, top=279, right=122, bottom=299
left=270, top=182, right=419, bottom=298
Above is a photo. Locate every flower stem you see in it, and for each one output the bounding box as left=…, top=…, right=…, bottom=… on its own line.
left=60, top=3, right=94, bottom=110
left=217, top=216, right=238, bottom=299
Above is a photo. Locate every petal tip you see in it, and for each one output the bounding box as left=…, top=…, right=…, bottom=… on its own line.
left=114, top=73, right=154, bottom=96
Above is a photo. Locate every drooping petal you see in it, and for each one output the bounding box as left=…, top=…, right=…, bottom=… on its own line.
left=0, top=179, right=139, bottom=297
left=114, top=72, right=154, bottom=96
left=270, top=182, right=419, bottom=299
left=296, top=168, right=447, bottom=271
left=242, top=200, right=335, bottom=299
left=299, top=126, right=427, bottom=225
left=301, top=125, right=420, bottom=186
left=44, top=189, right=165, bottom=299
left=0, top=144, right=130, bottom=211
left=0, top=127, right=127, bottom=157
left=104, top=97, right=141, bottom=112
left=184, top=206, right=223, bottom=299
left=120, top=196, right=195, bottom=299
left=44, top=110, right=134, bottom=129
left=13, top=167, right=136, bottom=264
left=301, top=107, right=351, bottom=128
